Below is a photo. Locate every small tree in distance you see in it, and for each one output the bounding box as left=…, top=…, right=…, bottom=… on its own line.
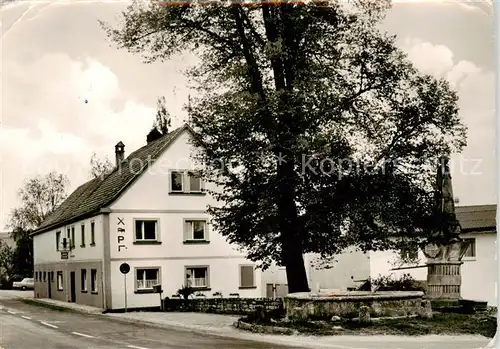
left=90, top=152, right=114, bottom=179
left=6, top=171, right=69, bottom=277
left=154, top=96, right=171, bottom=135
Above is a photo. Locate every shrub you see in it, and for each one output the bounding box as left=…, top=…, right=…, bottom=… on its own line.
left=358, top=274, right=425, bottom=292
left=176, top=285, right=196, bottom=300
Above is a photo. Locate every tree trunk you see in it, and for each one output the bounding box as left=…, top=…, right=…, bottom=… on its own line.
left=283, top=238, right=309, bottom=293
left=277, top=160, right=310, bottom=293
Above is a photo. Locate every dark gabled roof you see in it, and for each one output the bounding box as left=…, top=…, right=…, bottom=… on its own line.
left=456, top=204, right=497, bottom=232
left=33, top=125, right=190, bottom=235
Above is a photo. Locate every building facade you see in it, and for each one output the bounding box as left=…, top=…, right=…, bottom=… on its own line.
left=368, top=204, right=497, bottom=306
left=32, top=125, right=262, bottom=310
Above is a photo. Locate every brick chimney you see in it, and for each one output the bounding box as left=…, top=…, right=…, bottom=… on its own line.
left=115, top=141, right=125, bottom=167
left=146, top=127, right=163, bottom=144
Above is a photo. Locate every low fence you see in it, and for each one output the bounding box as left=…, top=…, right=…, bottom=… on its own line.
left=163, top=297, right=284, bottom=315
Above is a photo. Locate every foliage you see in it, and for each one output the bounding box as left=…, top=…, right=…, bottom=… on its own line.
left=7, top=171, right=69, bottom=233
left=177, top=285, right=196, bottom=300
left=90, top=152, right=114, bottom=179
left=244, top=312, right=496, bottom=338
left=0, top=240, right=15, bottom=280
left=102, top=1, right=467, bottom=292
left=358, top=274, right=425, bottom=292
left=6, top=171, right=70, bottom=277
left=154, top=96, right=172, bottom=135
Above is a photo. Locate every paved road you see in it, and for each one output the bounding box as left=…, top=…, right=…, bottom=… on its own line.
left=0, top=291, right=492, bottom=349
left=0, top=297, right=301, bottom=349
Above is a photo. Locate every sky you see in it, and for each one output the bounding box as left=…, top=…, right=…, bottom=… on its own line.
left=0, top=0, right=496, bottom=230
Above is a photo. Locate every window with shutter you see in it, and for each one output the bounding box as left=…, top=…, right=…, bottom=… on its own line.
left=239, top=265, right=255, bottom=288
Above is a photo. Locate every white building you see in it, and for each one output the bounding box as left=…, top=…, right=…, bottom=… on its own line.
left=266, top=205, right=497, bottom=306
left=32, top=125, right=262, bottom=310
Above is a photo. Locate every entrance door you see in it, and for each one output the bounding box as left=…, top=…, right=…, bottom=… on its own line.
left=48, top=275, right=52, bottom=299
left=70, top=272, right=76, bottom=303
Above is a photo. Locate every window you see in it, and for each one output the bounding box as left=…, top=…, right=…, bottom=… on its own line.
left=51, top=271, right=54, bottom=282
left=464, top=238, right=476, bottom=258
left=170, top=170, right=204, bottom=193
left=90, top=269, right=97, bottom=293
left=81, top=269, right=87, bottom=292
left=170, top=171, right=184, bottom=192
left=188, top=171, right=202, bottom=192
left=135, top=220, right=158, bottom=241
left=136, top=268, right=160, bottom=291
left=239, top=265, right=256, bottom=288
left=57, top=272, right=63, bottom=290
left=184, top=220, right=208, bottom=242
left=56, top=231, right=61, bottom=251
left=90, top=221, right=95, bottom=246
left=43, top=271, right=46, bottom=282
left=71, top=226, right=75, bottom=249
left=81, top=224, right=85, bottom=247
left=185, top=267, right=209, bottom=288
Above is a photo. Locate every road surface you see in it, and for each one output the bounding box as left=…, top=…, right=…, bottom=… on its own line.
left=0, top=296, right=300, bottom=349
left=0, top=291, right=491, bottom=349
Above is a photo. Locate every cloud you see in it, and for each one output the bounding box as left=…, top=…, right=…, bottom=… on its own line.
left=3, top=53, right=156, bottom=149
left=1, top=53, right=156, bottom=227
left=398, top=36, right=495, bottom=205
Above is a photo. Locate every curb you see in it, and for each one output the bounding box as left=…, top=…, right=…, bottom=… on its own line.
left=18, top=297, right=105, bottom=315
left=233, top=320, right=298, bottom=335
left=101, top=314, right=230, bottom=335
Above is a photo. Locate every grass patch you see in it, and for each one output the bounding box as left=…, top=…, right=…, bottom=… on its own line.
left=21, top=299, right=69, bottom=312
left=242, top=312, right=496, bottom=337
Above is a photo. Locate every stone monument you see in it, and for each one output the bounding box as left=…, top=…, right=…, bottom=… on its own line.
left=422, top=157, right=470, bottom=302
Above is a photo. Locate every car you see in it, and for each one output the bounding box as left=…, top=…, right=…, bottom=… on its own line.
left=12, top=278, right=34, bottom=290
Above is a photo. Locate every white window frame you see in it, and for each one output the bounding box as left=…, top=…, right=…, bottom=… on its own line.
left=57, top=271, right=63, bottom=291
left=135, top=267, right=161, bottom=291
left=184, top=219, right=208, bottom=242
left=90, top=269, right=97, bottom=293
left=169, top=170, right=185, bottom=193
left=463, top=238, right=476, bottom=259
left=169, top=170, right=204, bottom=194
left=185, top=266, right=209, bottom=289
left=239, top=265, right=256, bottom=288
left=81, top=269, right=87, bottom=292
left=134, top=219, right=160, bottom=241
left=187, top=170, right=203, bottom=193
left=90, top=221, right=95, bottom=246
left=70, top=226, right=75, bottom=249
left=56, top=231, right=61, bottom=251
left=81, top=224, right=86, bottom=247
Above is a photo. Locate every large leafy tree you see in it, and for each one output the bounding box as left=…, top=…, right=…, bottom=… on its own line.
left=6, top=172, right=70, bottom=277
left=103, top=0, right=466, bottom=292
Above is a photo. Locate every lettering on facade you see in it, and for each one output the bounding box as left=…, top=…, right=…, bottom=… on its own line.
left=117, top=217, right=127, bottom=252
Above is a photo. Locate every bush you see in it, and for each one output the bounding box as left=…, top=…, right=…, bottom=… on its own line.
left=176, top=285, right=196, bottom=300
left=358, top=274, right=425, bottom=292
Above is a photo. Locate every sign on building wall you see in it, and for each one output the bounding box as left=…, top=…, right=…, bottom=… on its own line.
left=117, top=217, right=127, bottom=252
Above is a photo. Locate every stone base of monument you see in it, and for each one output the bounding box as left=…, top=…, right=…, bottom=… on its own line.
left=284, top=291, right=429, bottom=322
